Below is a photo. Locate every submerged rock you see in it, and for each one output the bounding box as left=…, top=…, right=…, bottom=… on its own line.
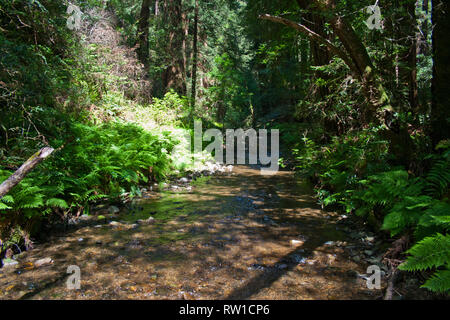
left=79, top=214, right=93, bottom=221
left=291, top=254, right=307, bottom=264
left=2, top=258, right=19, bottom=268
left=290, top=239, right=304, bottom=246
left=108, top=206, right=120, bottom=214
left=137, top=217, right=155, bottom=225
left=34, top=257, right=53, bottom=268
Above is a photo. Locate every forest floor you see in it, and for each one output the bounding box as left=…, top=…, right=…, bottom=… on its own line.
left=0, top=165, right=388, bottom=300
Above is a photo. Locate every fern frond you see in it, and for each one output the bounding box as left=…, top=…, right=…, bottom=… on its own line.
left=425, top=156, right=450, bottom=199
left=46, top=198, right=68, bottom=209
left=399, top=233, right=450, bottom=271
left=421, top=268, right=450, bottom=293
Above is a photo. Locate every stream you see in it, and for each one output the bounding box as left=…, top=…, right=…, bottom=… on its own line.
left=0, top=165, right=381, bottom=299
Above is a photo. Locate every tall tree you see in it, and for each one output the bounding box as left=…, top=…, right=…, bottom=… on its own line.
left=137, top=0, right=151, bottom=66
left=191, top=0, right=199, bottom=111
left=260, top=0, right=392, bottom=125
left=296, top=0, right=331, bottom=100
left=430, top=0, right=450, bottom=146
left=162, top=0, right=186, bottom=95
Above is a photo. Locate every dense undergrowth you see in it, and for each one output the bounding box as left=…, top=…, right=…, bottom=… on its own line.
left=292, top=127, right=450, bottom=293
left=0, top=0, right=448, bottom=298
left=0, top=1, right=192, bottom=254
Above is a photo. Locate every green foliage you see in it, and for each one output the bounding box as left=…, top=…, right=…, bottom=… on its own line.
left=294, top=129, right=390, bottom=210
left=205, top=53, right=253, bottom=127
left=150, top=90, right=191, bottom=126
left=294, top=126, right=449, bottom=294
left=399, top=234, right=450, bottom=293
left=425, top=141, right=450, bottom=199
left=0, top=121, right=175, bottom=228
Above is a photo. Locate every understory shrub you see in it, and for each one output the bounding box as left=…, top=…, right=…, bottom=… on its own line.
left=0, top=121, right=176, bottom=247
left=295, top=132, right=449, bottom=293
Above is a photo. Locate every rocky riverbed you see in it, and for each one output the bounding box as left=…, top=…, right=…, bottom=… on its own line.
left=0, top=164, right=430, bottom=299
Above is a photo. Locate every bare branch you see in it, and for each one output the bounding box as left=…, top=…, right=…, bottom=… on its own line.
left=0, top=147, right=54, bottom=198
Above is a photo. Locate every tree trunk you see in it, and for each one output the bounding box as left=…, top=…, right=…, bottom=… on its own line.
left=191, top=0, right=199, bottom=113
left=0, top=148, right=54, bottom=198
left=163, top=0, right=186, bottom=95
left=155, top=0, right=159, bottom=16
left=395, top=0, right=418, bottom=113
left=259, top=12, right=390, bottom=124
left=182, top=8, right=189, bottom=87
left=431, top=0, right=450, bottom=147
left=137, top=0, right=151, bottom=66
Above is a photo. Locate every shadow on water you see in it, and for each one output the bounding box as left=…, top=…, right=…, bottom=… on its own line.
left=0, top=165, right=377, bottom=300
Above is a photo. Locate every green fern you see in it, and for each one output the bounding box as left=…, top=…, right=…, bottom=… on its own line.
left=421, top=269, right=450, bottom=293
left=382, top=195, right=433, bottom=236
left=45, top=198, right=68, bottom=209
left=400, top=233, right=450, bottom=271
left=425, top=158, right=450, bottom=199
left=425, top=141, right=450, bottom=199
left=399, top=233, right=450, bottom=293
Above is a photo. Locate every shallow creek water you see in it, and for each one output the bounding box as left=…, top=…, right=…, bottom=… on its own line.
left=0, top=165, right=379, bottom=299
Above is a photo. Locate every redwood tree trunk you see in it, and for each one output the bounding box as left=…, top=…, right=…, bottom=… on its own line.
left=431, top=0, right=450, bottom=146
left=137, top=0, right=151, bottom=66
left=191, top=0, right=199, bottom=112
left=163, top=0, right=186, bottom=95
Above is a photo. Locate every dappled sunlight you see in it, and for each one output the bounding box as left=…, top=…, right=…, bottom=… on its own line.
left=0, top=166, right=376, bottom=300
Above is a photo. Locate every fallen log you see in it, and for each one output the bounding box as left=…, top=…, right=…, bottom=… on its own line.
left=0, top=147, right=54, bottom=198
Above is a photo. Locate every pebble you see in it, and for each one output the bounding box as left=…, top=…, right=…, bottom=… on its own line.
left=248, top=264, right=265, bottom=271
left=366, top=258, right=381, bottom=265
left=79, top=214, right=93, bottom=221
left=2, top=258, right=19, bottom=268
left=108, top=206, right=120, bottom=214
left=137, top=217, right=155, bottom=225
left=290, top=240, right=304, bottom=246
left=34, top=257, right=53, bottom=268
left=292, top=254, right=307, bottom=264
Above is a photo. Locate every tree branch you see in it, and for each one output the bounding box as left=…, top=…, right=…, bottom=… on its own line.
left=0, top=147, right=54, bottom=198
left=258, top=14, right=357, bottom=74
